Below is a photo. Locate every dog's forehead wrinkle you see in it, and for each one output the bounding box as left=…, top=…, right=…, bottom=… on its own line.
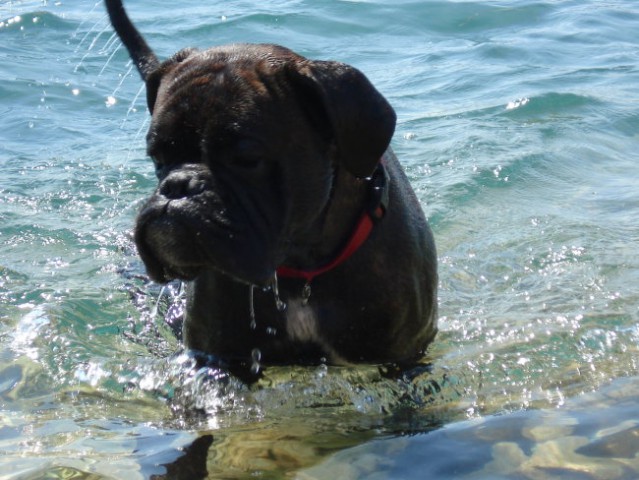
left=200, top=43, right=304, bottom=63
left=170, top=46, right=305, bottom=100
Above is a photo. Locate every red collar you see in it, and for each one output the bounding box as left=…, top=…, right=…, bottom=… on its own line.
left=276, top=164, right=389, bottom=284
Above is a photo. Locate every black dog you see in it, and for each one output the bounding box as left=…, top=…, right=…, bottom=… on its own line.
left=106, top=0, right=438, bottom=372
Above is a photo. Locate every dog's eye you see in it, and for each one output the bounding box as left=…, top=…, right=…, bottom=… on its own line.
left=231, top=138, right=265, bottom=171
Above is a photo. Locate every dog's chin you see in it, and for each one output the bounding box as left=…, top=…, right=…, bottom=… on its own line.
left=143, top=254, right=274, bottom=287
left=145, top=258, right=274, bottom=287
left=144, top=257, right=203, bottom=284
left=135, top=220, right=276, bottom=286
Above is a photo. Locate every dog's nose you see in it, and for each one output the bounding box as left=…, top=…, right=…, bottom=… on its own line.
left=159, top=170, right=206, bottom=199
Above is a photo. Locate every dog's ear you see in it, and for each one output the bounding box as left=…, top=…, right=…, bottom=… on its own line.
left=289, top=61, right=396, bottom=178
left=145, top=48, right=198, bottom=113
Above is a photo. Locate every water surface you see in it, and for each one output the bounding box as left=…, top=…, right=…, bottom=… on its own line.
left=1, top=0, right=638, bottom=478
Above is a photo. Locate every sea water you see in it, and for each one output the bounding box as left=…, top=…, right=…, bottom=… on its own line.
left=1, top=0, right=638, bottom=478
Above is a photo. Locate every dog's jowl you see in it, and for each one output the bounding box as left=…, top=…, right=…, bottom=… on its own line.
left=105, top=0, right=438, bottom=373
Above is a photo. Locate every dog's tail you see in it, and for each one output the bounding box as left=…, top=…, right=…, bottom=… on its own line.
left=105, top=0, right=159, bottom=80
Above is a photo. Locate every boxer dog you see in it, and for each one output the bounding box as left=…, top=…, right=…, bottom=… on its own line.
left=105, top=0, right=438, bottom=374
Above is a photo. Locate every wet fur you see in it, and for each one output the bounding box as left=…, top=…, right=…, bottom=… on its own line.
left=105, top=0, right=438, bottom=373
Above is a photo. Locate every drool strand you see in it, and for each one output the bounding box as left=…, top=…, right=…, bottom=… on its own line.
left=271, top=272, right=287, bottom=312
left=249, top=285, right=257, bottom=330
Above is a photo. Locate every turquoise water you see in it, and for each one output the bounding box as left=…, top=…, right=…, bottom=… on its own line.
left=1, top=0, right=639, bottom=478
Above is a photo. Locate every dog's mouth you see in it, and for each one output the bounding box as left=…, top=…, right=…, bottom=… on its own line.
left=134, top=183, right=278, bottom=286
left=134, top=212, right=207, bottom=283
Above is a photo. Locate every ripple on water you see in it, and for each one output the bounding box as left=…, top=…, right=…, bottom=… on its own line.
left=1, top=0, right=638, bottom=477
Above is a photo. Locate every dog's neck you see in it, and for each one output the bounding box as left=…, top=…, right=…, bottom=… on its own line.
left=277, top=161, right=387, bottom=281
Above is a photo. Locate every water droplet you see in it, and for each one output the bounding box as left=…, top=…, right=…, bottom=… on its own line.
left=249, top=285, right=257, bottom=329
left=250, top=348, right=262, bottom=374
left=271, top=272, right=287, bottom=312
left=316, top=363, right=328, bottom=378
left=302, top=283, right=312, bottom=306
left=275, top=298, right=287, bottom=312
left=266, top=327, right=277, bottom=336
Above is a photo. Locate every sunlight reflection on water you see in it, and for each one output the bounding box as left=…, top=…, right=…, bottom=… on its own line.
left=1, top=0, right=639, bottom=477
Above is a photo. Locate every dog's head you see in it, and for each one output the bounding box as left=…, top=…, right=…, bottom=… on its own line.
left=132, top=44, right=396, bottom=285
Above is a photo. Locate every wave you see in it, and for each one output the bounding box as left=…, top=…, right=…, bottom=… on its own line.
left=0, top=11, right=73, bottom=32
left=351, top=1, right=557, bottom=36
left=500, top=92, right=603, bottom=120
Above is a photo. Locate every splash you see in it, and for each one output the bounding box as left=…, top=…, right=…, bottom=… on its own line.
left=506, top=97, right=530, bottom=110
